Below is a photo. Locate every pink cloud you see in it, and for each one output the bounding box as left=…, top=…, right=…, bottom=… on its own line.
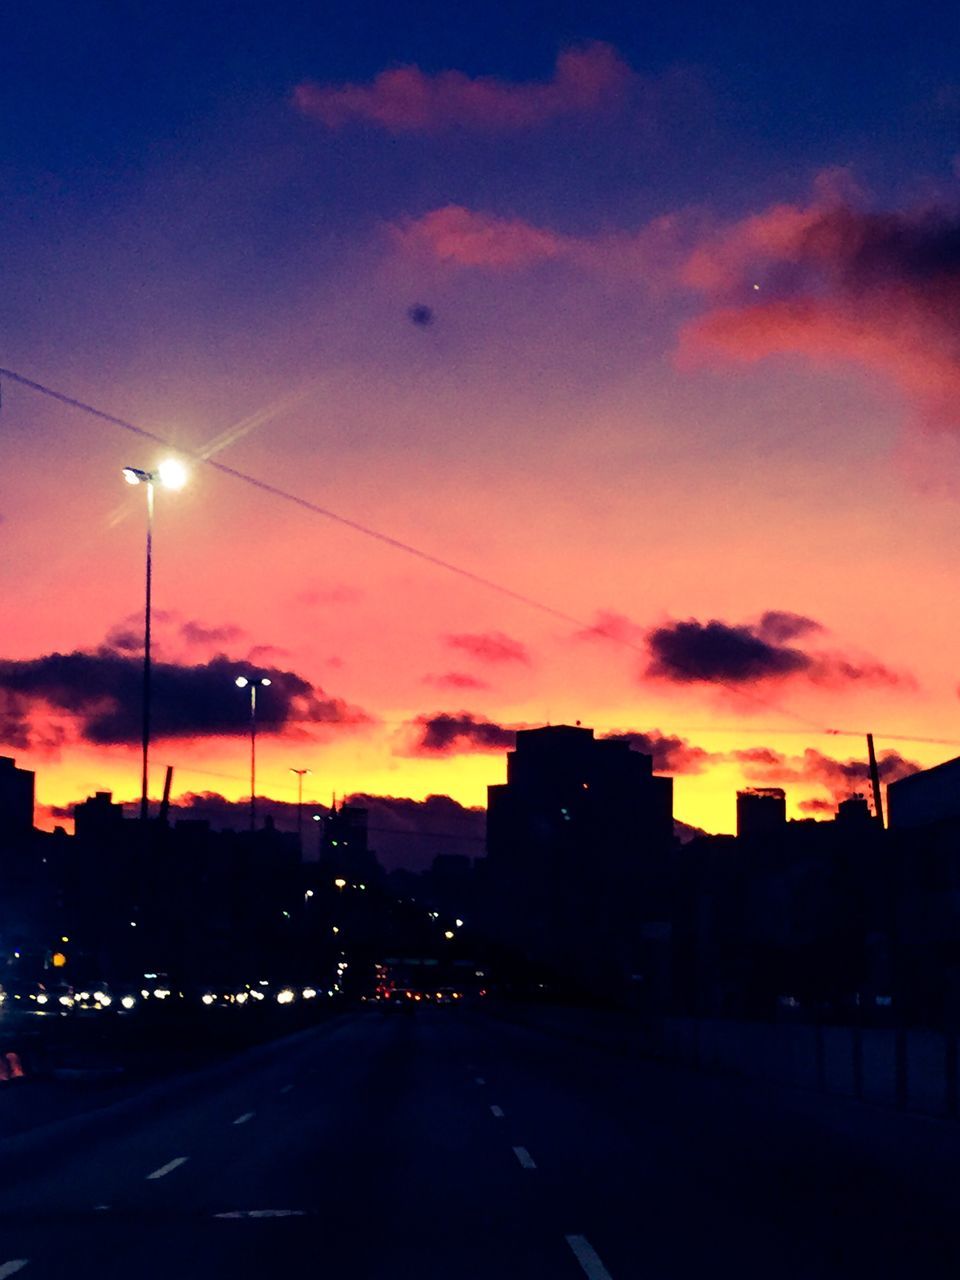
left=678, top=183, right=960, bottom=433
left=292, top=43, right=632, bottom=133
left=393, top=204, right=683, bottom=279
left=445, top=630, right=530, bottom=664
left=395, top=206, right=567, bottom=268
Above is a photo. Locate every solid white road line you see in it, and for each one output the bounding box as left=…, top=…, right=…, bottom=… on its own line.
left=475, top=1077, right=486, bottom=1085
left=512, top=1146, right=537, bottom=1169
left=146, top=1157, right=189, bottom=1180
left=215, top=1210, right=307, bottom=1219
left=565, top=1235, right=614, bottom=1280
left=490, top=1105, right=505, bottom=1118
left=233, top=1112, right=255, bottom=1125
left=0, top=1262, right=29, bottom=1279
left=279, top=1084, right=294, bottom=1094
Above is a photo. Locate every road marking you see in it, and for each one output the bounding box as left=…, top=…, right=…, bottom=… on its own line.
left=490, top=1105, right=505, bottom=1118
left=233, top=1112, right=255, bottom=1125
left=146, top=1157, right=189, bottom=1180
left=565, top=1235, right=614, bottom=1280
left=93, top=1205, right=111, bottom=1211
left=0, top=1263, right=29, bottom=1279
left=512, top=1146, right=537, bottom=1169
left=279, top=1084, right=294, bottom=1094
left=215, top=1210, right=307, bottom=1219
left=475, top=1076, right=486, bottom=1085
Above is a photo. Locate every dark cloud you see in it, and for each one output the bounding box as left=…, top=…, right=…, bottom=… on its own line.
left=798, top=797, right=836, bottom=815
left=401, top=712, right=517, bottom=756
left=682, top=193, right=960, bottom=434
left=646, top=614, right=910, bottom=688
left=408, top=303, right=434, bottom=326
left=0, top=649, right=369, bottom=745
left=647, top=618, right=809, bottom=684
left=423, top=672, right=491, bottom=691
left=51, top=789, right=485, bottom=874
left=754, top=610, right=822, bottom=645
left=347, top=792, right=485, bottom=873
left=180, top=620, right=246, bottom=647
left=600, top=730, right=716, bottom=774
left=733, top=745, right=919, bottom=802
left=445, top=631, right=530, bottom=664
left=0, top=696, right=33, bottom=750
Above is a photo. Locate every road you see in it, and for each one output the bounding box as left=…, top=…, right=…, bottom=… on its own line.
left=1, top=1006, right=959, bottom=1278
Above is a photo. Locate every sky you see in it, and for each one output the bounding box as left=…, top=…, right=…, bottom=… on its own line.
left=3, top=0, right=960, bottom=845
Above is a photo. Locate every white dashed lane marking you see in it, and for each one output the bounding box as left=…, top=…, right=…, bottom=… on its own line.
left=475, top=1077, right=486, bottom=1085
left=565, top=1235, right=614, bottom=1280
left=233, top=1112, right=255, bottom=1126
left=490, top=1105, right=505, bottom=1118
left=146, top=1157, right=189, bottom=1180
left=0, top=1262, right=30, bottom=1279
left=512, top=1146, right=537, bottom=1169
left=279, top=1084, right=294, bottom=1094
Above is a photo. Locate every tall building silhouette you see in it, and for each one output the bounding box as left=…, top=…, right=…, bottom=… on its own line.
left=736, top=787, right=786, bottom=840
left=0, top=755, right=35, bottom=837
left=485, top=725, right=673, bottom=994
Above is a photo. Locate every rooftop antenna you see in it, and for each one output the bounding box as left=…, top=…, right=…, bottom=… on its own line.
left=867, top=734, right=885, bottom=829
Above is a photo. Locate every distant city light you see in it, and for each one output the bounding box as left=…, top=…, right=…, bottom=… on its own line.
left=121, top=995, right=136, bottom=1010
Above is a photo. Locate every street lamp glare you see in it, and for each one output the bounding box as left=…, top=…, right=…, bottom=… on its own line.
left=122, top=467, right=144, bottom=486
left=261, top=677, right=271, bottom=687
left=157, top=458, right=188, bottom=491
left=235, top=675, right=249, bottom=688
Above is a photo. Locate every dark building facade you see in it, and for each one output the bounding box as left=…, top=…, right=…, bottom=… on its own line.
left=888, top=755, right=960, bottom=830
left=0, top=756, right=35, bottom=837
left=736, top=787, right=786, bottom=840
left=485, top=725, right=673, bottom=995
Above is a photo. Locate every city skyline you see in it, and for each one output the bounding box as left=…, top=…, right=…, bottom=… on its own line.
left=4, top=2, right=960, bottom=836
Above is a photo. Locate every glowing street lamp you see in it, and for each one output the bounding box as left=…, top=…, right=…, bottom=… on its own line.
left=122, top=460, right=188, bottom=822
left=235, top=674, right=271, bottom=831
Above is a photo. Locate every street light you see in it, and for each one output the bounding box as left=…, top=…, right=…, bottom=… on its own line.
left=122, top=460, right=188, bottom=822
left=290, top=768, right=311, bottom=847
left=235, top=674, right=271, bottom=831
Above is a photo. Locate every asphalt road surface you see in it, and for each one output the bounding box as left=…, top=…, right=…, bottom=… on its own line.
left=2, top=1007, right=960, bottom=1278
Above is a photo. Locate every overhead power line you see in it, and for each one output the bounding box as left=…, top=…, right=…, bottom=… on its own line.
left=2, top=366, right=956, bottom=749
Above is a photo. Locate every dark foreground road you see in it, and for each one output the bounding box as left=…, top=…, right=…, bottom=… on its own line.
left=1, top=1007, right=960, bottom=1279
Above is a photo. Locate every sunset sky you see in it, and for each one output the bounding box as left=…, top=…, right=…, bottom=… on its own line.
left=3, top=1, right=960, bottom=844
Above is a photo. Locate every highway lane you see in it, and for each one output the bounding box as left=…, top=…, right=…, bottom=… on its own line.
left=1, top=1007, right=959, bottom=1278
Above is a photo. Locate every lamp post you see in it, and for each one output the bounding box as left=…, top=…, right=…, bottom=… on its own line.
left=290, top=768, right=311, bottom=849
left=122, top=459, right=187, bottom=823
left=235, top=675, right=271, bottom=832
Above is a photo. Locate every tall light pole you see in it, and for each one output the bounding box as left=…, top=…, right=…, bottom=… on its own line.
left=290, top=768, right=311, bottom=849
left=235, top=675, right=271, bottom=832
left=122, top=459, right=187, bottom=823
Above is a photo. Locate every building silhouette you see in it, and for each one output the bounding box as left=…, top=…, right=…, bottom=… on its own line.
left=485, top=724, right=673, bottom=996
left=0, top=755, right=35, bottom=836
left=888, top=755, right=960, bottom=829
left=736, top=787, right=786, bottom=840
